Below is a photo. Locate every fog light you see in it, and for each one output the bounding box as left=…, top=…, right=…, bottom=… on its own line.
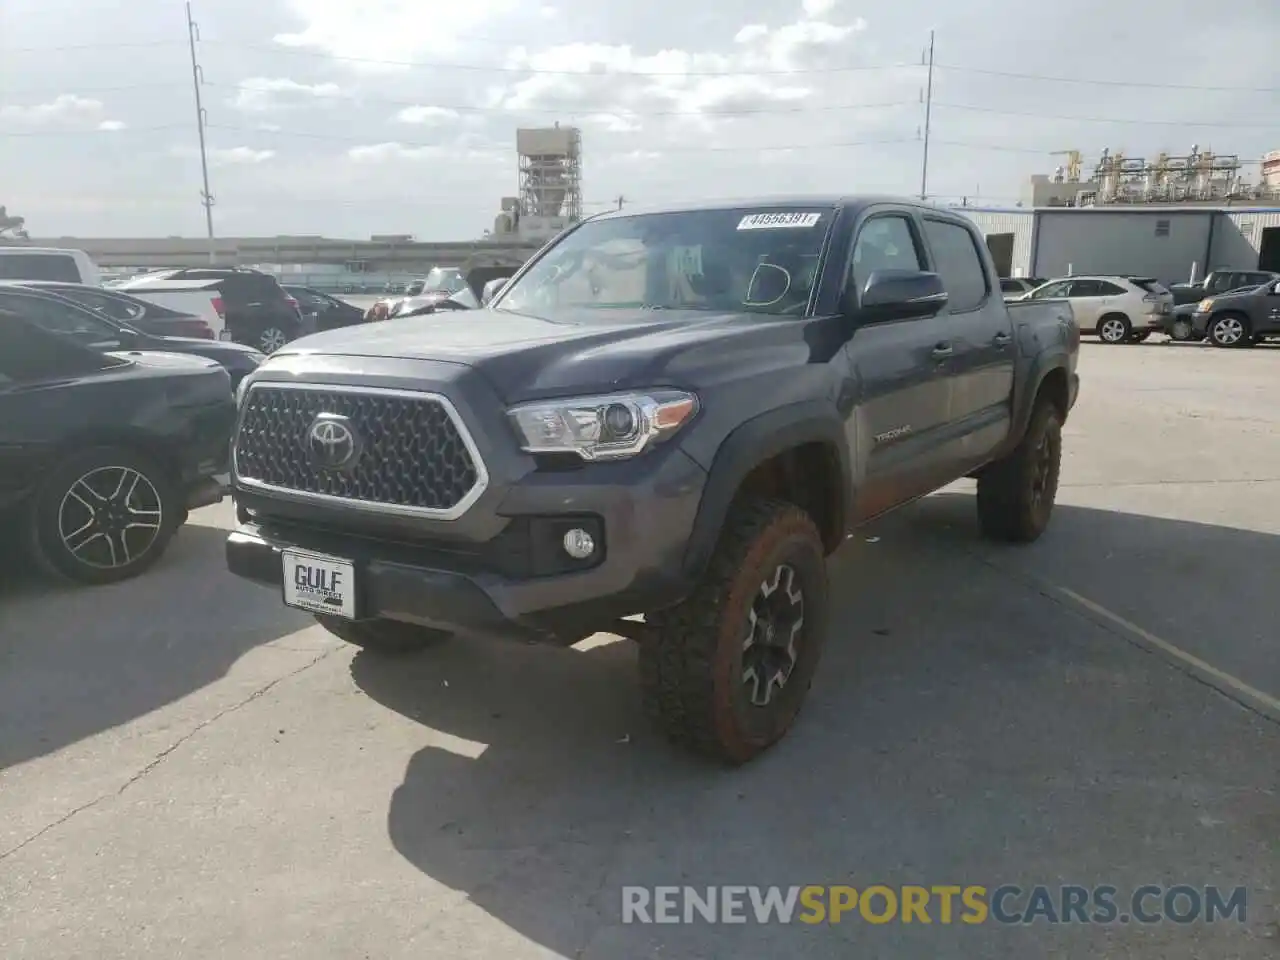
left=562, top=528, right=596, bottom=559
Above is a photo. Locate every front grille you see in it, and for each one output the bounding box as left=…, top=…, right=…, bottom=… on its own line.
left=233, top=384, right=484, bottom=517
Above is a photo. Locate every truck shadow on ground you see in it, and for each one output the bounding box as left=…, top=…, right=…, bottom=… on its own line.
left=351, top=495, right=1280, bottom=959
left=0, top=521, right=310, bottom=771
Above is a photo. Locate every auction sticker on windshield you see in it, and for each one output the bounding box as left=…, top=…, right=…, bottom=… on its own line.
left=737, top=212, right=823, bottom=230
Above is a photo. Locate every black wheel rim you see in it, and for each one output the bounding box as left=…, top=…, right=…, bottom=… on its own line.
left=58, top=466, right=164, bottom=570
left=742, top=563, right=805, bottom=707
left=1030, top=427, right=1057, bottom=508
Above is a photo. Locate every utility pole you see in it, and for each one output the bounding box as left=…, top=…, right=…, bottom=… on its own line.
left=615, top=195, right=626, bottom=211
left=186, top=1, right=216, bottom=263
left=919, top=29, right=935, bottom=201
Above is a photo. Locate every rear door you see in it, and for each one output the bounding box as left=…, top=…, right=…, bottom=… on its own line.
left=841, top=207, right=955, bottom=522
left=1062, top=279, right=1105, bottom=330
left=920, top=215, right=1015, bottom=472
left=1260, top=280, right=1280, bottom=333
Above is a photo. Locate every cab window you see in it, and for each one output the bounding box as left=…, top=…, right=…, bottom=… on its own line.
left=850, top=215, right=924, bottom=298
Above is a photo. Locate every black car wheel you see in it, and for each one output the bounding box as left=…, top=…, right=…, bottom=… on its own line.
left=29, top=446, right=181, bottom=585
left=258, top=326, right=290, bottom=353
left=976, top=400, right=1063, bottom=543
left=1169, top=317, right=1195, bottom=341
left=640, top=498, right=829, bottom=765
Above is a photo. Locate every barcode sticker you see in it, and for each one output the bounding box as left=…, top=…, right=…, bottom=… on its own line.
left=737, top=212, right=823, bottom=230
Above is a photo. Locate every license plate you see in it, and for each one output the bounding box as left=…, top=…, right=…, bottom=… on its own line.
left=282, top=549, right=356, bottom=619
left=219, top=330, right=232, bottom=341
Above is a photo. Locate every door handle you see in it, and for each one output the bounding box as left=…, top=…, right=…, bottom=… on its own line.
left=993, top=332, right=1012, bottom=345
left=931, top=342, right=953, bottom=358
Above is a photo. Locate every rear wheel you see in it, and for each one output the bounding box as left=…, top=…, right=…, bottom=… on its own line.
left=1097, top=314, right=1131, bottom=344
left=1169, top=317, right=1195, bottom=342
left=314, top=615, right=451, bottom=654
left=976, top=401, right=1062, bottom=543
left=640, top=498, right=829, bottom=765
left=258, top=326, right=290, bottom=353
left=30, top=446, right=181, bottom=585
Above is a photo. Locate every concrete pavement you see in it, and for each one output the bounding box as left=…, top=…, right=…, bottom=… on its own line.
left=1, top=341, right=1277, bottom=958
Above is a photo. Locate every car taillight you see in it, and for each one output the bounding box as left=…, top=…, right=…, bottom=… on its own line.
left=286, top=296, right=300, bottom=311
left=211, top=296, right=226, bottom=318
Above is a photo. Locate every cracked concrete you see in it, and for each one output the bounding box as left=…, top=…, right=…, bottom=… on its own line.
left=1, top=342, right=1277, bottom=959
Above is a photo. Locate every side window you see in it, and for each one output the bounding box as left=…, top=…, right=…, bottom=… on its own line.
left=921, top=218, right=989, bottom=312
left=999, top=279, right=1024, bottom=294
left=0, top=293, right=120, bottom=345
left=63, top=289, right=143, bottom=322
left=0, top=254, right=82, bottom=282
left=849, top=215, right=924, bottom=297
left=1097, top=281, right=1127, bottom=296
left=1069, top=279, right=1104, bottom=297
left=0, top=312, right=112, bottom=382
left=1032, top=280, right=1070, bottom=299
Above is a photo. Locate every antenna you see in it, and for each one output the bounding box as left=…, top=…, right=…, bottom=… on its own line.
left=186, top=2, right=215, bottom=263
left=919, top=29, right=935, bottom=200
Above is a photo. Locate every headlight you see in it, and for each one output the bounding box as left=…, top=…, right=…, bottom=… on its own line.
left=507, top=390, right=698, bottom=461
left=1196, top=299, right=1214, bottom=312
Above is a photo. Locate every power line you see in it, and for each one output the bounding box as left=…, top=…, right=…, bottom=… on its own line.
left=204, top=123, right=920, bottom=154
left=934, top=63, right=1280, bottom=93
left=202, top=40, right=920, bottom=77
left=933, top=101, right=1277, bottom=129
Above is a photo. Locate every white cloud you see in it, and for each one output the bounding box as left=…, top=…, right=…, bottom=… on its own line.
left=230, top=77, right=345, bottom=112
left=538, top=4, right=558, bottom=16
left=170, top=144, right=276, bottom=165
left=486, top=8, right=865, bottom=123
left=97, top=120, right=127, bottom=131
left=0, top=94, right=103, bottom=124
left=802, top=0, right=838, bottom=17
left=347, top=141, right=504, bottom=164
left=274, top=0, right=518, bottom=69
left=394, top=105, right=461, bottom=125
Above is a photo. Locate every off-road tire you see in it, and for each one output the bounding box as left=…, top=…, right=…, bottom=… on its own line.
left=29, top=445, right=181, bottom=586
left=314, top=615, right=452, bottom=654
left=976, top=401, right=1062, bottom=543
left=639, top=498, right=829, bottom=765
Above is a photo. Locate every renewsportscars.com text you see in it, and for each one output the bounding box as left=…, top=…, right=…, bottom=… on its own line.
left=621, top=885, right=1247, bottom=925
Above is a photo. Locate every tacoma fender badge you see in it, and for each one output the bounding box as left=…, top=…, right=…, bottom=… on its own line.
left=874, top=425, right=913, bottom=444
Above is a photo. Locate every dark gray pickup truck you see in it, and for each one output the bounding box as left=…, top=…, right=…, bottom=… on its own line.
left=225, top=196, right=1079, bottom=763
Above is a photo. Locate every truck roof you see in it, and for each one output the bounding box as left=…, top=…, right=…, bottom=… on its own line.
left=588, top=194, right=945, bottom=221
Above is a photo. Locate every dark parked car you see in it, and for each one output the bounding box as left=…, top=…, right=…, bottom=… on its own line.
left=1168, top=269, right=1280, bottom=306
left=6, top=280, right=219, bottom=340
left=117, top=267, right=304, bottom=354
left=1190, top=277, right=1280, bottom=347
left=225, top=195, right=1079, bottom=764
left=0, top=308, right=234, bottom=585
left=281, top=285, right=366, bottom=332
left=0, top=286, right=264, bottom=390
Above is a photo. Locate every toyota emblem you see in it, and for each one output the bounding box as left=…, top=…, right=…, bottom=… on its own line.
left=307, top=414, right=358, bottom=469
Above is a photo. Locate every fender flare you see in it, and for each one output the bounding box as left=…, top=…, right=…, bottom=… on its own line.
left=681, top=400, right=852, bottom=579
left=1004, top=350, right=1071, bottom=456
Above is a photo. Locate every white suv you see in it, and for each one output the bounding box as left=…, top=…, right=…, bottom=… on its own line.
left=1023, top=275, right=1173, bottom=343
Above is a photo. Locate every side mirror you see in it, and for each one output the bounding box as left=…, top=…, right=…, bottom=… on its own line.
left=481, top=278, right=508, bottom=305
left=852, top=269, right=948, bottom=322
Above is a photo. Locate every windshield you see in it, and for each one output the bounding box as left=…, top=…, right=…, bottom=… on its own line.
left=495, top=206, right=836, bottom=319
left=423, top=267, right=467, bottom=294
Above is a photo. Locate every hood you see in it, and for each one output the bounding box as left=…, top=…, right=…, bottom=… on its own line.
left=154, top=335, right=260, bottom=355
left=1207, top=283, right=1267, bottom=301
left=108, top=349, right=222, bottom=370
left=268, top=307, right=818, bottom=403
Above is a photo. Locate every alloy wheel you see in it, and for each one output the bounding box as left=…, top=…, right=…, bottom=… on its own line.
left=742, top=563, right=805, bottom=707
left=1212, top=316, right=1244, bottom=346
left=58, top=466, right=164, bottom=570
left=259, top=327, right=288, bottom=353
left=1099, top=318, right=1128, bottom=343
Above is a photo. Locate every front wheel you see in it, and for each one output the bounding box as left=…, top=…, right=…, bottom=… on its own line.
left=1208, top=313, right=1250, bottom=348
left=640, top=498, right=829, bottom=765
left=29, top=446, right=181, bottom=585
left=976, top=401, right=1062, bottom=543
left=1169, top=317, right=1195, bottom=342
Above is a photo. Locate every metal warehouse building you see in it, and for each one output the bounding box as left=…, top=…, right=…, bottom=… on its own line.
left=957, top=207, right=1280, bottom=284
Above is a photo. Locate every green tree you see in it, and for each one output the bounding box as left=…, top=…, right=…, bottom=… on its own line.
left=0, top=206, right=30, bottom=240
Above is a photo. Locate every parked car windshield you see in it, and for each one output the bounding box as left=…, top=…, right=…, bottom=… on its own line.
left=422, top=267, right=467, bottom=294
left=495, top=206, right=836, bottom=319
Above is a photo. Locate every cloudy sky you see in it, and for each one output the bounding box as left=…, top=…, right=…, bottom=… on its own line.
left=2, top=0, right=1277, bottom=240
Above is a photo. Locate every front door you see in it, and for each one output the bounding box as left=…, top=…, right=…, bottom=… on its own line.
left=1262, top=280, right=1280, bottom=334
left=841, top=210, right=956, bottom=523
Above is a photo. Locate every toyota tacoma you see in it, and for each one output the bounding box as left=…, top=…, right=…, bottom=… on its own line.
left=225, top=196, right=1079, bottom=764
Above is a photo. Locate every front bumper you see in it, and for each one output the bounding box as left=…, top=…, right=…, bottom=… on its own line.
left=226, top=444, right=708, bottom=642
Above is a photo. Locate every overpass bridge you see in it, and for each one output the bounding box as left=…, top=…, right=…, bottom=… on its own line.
left=24, top=234, right=545, bottom=271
